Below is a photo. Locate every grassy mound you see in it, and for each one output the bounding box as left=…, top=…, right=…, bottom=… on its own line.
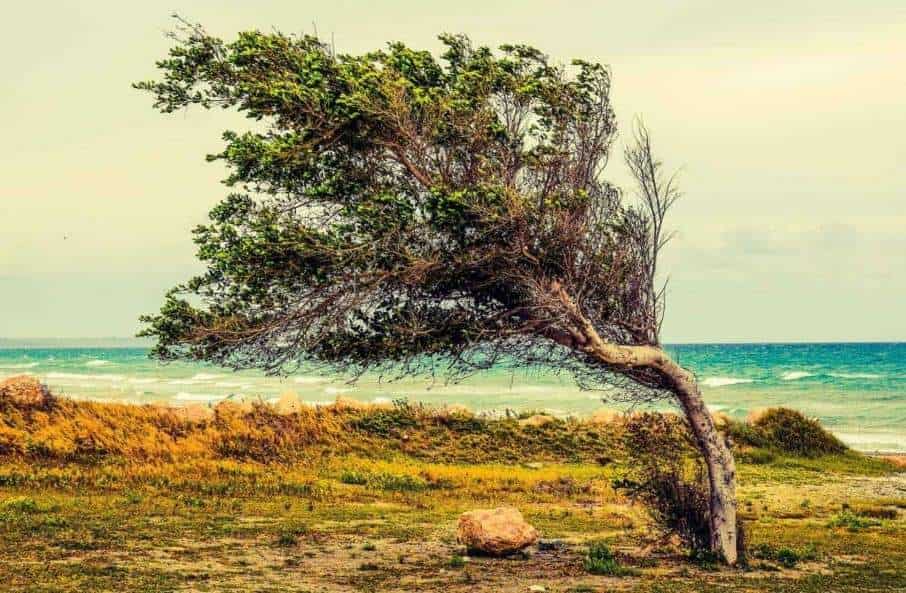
left=728, top=408, right=847, bottom=457
left=0, top=377, right=618, bottom=465
left=1, top=375, right=861, bottom=468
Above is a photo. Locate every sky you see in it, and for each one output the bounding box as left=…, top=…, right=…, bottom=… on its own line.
left=1, top=1, right=904, bottom=343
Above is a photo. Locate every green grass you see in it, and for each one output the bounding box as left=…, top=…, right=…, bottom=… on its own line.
left=0, top=392, right=902, bottom=592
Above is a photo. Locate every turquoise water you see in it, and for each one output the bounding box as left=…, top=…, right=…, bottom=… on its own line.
left=1, top=343, right=904, bottom=453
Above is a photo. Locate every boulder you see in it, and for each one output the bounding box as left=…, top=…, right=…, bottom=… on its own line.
left=456, top=507, right=539, bottom=556
left=0, top=375, right=53, bottom=408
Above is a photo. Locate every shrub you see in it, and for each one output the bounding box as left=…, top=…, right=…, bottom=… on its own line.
left=0, top=496, right=40, bottom=514
left=615, top=414, right=712, bottom=557
left=616, top=413, right=750, bottom=564
left=827, top=511, right=879, bottom=532
left=775, top=548, right=799, bottom=568
left=583, top=540, right=636, bottom=576
left=449, top=555, right=466, bottom=568
left=729, top=409, right=846, bottom=457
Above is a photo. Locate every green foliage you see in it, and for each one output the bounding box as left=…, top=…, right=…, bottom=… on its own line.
left=0, top=496, right=39, bottom=514
left=827, top=511, right=879, bottom=532
left=448, top=555, right=466, bottom=568
left=727, top=409, right=847, bottom=457
left=134, top=18, right=659, bottom=387
left=583, top=540, right=636, bottom=576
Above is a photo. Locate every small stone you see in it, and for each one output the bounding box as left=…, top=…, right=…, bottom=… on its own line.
left=524, top=462, right=544, bottom=469
left=529, top=586, right=546, bottom=592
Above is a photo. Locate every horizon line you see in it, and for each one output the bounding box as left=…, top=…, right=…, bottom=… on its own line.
left=1, top=337, right=904, bottom=347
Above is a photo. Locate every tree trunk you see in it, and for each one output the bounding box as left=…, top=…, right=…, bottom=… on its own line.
left=545, top=282, right=739, bottom=563
left=668, top=367, right=739, bottom=565
left=581, top=342, right=739, bottom=564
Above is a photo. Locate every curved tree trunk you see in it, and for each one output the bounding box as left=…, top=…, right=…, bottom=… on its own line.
left=584, top=343, right=738, bottom=564
left=546, top=283, right=739, bottom=564
left=667, top=367, right=738, bottom=565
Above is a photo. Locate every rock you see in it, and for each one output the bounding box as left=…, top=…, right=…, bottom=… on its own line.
left=523, top=462, right=544, bottom=470
left=0, top=375, right=53, bottom=408
left=528, top=586, right=546, bottom=593
left=518, top=415, right=556, bottom=428
left=456, top=507, right=539, bottom=556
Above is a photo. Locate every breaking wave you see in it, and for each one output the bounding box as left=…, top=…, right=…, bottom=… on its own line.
left=781, top=371, right=816, bottom=381
left=702, top=376, right=755, bottom=387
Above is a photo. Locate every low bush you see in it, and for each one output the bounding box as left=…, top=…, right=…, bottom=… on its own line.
left=827, top=510, right=879, bottom=531
left=583, top=540, right=637, bottom=576
left=616, top=413, right=751, bottom=564
left=615, top=414, right=712, bottom=557
left=728, top=408, right=846, bottom=457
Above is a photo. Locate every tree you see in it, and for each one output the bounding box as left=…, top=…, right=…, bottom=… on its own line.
left=136, top=19, right=739, bottom=564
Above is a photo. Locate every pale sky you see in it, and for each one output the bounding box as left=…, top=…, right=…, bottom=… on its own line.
left=1, top=1, right=904, bottom=342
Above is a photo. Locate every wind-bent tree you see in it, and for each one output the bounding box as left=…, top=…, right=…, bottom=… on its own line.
left=136, top=21, right=739, bottom=563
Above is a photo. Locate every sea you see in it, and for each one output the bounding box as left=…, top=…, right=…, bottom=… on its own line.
left=1, top=342, right=904, bottom=453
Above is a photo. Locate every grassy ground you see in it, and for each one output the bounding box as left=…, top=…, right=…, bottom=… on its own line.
left=0, top=386, right=903, bottom=592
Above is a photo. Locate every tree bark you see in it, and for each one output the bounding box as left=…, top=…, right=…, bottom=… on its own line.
left=546, top=281, right=739, bottom=564
left=585, top=342, right=739, bottom=565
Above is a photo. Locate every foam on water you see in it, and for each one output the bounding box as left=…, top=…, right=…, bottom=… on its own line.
left=85, top=359, right=111, bottom=367
left=703, top=377, right=755, bottom=387
left=829, top=372, right=884, bottom=379
left=781, top=371, right=816, bottom=381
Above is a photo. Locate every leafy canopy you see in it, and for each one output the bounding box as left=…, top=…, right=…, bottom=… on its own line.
left=137, top=20, right=663, bottom=384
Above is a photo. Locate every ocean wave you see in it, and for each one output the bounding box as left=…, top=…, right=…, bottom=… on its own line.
left=46, top=372, right=125, bottom=382
left=828, top=372, right=883, bottom=380
left=702, top=376, right=755, bottom=387
left=85, top=360, right=111, bottom=367
left=127, top=378, right=158, bottom=385
left=0, top=362, right=40, bottom=369
left=781, top=371, right=816, bottom=381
